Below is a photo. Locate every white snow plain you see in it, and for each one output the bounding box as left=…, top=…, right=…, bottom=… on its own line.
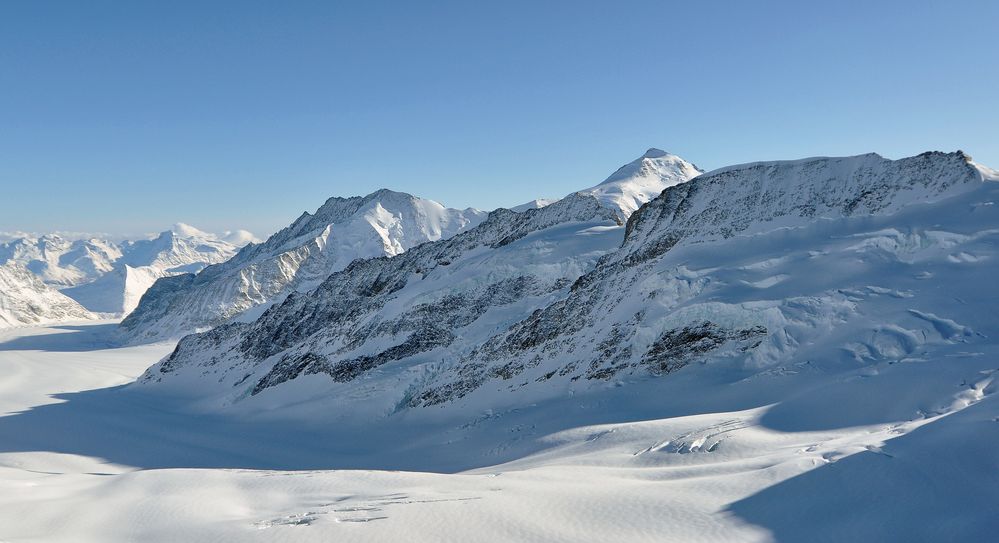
left=1, top=313, right=996, bottom=541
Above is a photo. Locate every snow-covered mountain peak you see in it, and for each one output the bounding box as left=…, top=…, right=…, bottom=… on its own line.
left=512, top=149, right=702, bottom=219
left=138, top=149, right=999, bottom=421
left=0, top=223, right=256, bottom=318
left=56, top=225, right=246, bottom=315
left=641, top=147, right=670, bottom=159
left=0, top=235, right=123, bottom=288
left=169, top=222, right=214, bottom=239
left=120, top=189, right=488, bottom=342
left=599, top=149, right=701, bottom=186
left=584, top=148, right=703, bottom=220
left=220, top=229, right=260, bottom=247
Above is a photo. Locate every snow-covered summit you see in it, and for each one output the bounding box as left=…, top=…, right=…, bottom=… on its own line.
left=0, top=223, right=253, bottom=311
left=119, top=189, right=487, bottom=343
left=583, top=148, right=702, bottom=219
left=117, top=223, right=240, bottom=273
left=169, top=222, right=212, bottom=239
left=514, top=148, right=702, bottom=220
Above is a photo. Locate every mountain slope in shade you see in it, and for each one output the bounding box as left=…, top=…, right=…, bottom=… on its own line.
left=513, top=149, right=702, bottom=219
left=119, top=190, right=487, bottom=343
left=140, top=151, right=998, bottom=423
left=0, top=262, right=95, bottom=328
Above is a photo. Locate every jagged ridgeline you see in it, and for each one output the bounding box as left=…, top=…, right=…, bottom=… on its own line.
left=0, top=224, right=248, bottom=319
left=119, top=149, right=699, bottom=343
left=139, top=150, right=997, bottom=416
left=119, top=190, right=488, bottom=342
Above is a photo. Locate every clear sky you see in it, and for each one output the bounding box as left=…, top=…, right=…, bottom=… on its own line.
left=2, top=0, right=997, bottom=238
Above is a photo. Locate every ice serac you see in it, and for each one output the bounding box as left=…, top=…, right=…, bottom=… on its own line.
left=138, top=150, right=998, bottom=420
left=0, top=262, right=95, bottom=328
left=119, top=190, right=488, bottom=343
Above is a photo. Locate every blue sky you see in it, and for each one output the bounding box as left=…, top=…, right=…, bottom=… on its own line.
left=2, top=0, right=997, bottom=238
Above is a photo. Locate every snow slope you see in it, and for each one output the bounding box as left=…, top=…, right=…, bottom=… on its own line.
left=1, top=150, right=998, bottom=541
left=1, top=309, right=997, bottom=541
left=1, top=225, right=251, bottom=316
left=61, top=264, right=165, bottom=315
left=0, top=235, right=121, bottom=287
left=119, top=190, right=486, bottom=343
left=59, top=223, right=247, bottom=315
left=0, top=263, right=95, bottom=327
left=146, top=151, right=994, bottom=418
left=120, top=150, right=699, bottom=345
left=513, top=148, right=702, bottom=219
left=583, top=148, right=703, bottom=219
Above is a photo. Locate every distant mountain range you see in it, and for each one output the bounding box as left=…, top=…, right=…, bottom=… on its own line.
left=0, top=224, right=257, bottom=324
left=0, top=262, right=94, bottom=328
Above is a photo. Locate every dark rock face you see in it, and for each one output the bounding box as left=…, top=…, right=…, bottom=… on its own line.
left=640, top=322, right=767, bottom=376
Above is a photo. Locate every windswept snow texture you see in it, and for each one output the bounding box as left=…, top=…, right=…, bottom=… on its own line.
left=120, top=190, right=487, bottom=343
left=0, top=263, right=94, bottom=327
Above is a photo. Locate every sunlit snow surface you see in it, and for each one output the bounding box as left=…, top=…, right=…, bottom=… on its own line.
left=2, top=162, right=999, bottom=540
left=1, top=319, right=997, bottom=541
